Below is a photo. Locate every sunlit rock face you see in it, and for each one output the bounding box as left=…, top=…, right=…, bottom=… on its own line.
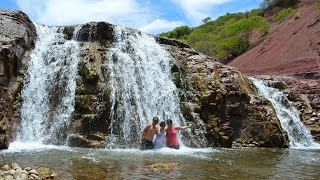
left=159, top=42, right=288, bottom=148
left=257, top=75, right=320, bottom=143
left=0, top=10, right=36, bottom=149
left=0, top=10, right=291, bottom=149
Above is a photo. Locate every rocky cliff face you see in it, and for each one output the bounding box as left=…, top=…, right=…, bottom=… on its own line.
left=259, top=75, right=320, bottom=142
left=0, top=10, right=290, bottom=149
left=158, top=40, right=288, bottom=147
left=229, top=0, right=320, bottom=75
left=0, top=10, right=36, bottom=149
left=227, top=0, right=320, bottom=144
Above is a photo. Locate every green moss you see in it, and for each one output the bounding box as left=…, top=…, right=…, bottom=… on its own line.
left=172, top=72, right=181, bottom=88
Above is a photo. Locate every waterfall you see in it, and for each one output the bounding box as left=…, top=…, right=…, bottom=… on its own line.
left=106, top=26, right=195, bottom=148
left=251, top=78, right=320, bottom=148
left=17, top=24, right=80, bottom=144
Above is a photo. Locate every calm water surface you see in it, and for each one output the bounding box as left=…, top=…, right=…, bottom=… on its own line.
left=1, top=143, right=320, bottom=179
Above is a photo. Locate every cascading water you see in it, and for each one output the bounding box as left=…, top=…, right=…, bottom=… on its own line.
left=106, top=26, right=204, bottom=148
left=251, top=78, right=320, bottom=148
left=16, top=24, right=80, bottom=145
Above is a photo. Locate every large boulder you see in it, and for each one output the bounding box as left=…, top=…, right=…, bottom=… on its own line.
left=67, top=37, right=112, bottom=141
left=0, top=10, right=36, bottom=149
left=158, top=42, right=288, bottom=148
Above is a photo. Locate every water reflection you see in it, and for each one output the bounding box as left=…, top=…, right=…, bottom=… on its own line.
left=1, top=147, right=320, bottom=179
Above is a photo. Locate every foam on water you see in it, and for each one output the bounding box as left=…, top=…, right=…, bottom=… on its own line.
left=5, top=142, right=73, bottom=153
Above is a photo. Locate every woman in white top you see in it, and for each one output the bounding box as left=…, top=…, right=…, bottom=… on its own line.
left=153, top=121, right=166, bottom=149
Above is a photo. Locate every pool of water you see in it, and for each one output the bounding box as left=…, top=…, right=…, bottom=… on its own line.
left=1, top=143, right=320, bottom=179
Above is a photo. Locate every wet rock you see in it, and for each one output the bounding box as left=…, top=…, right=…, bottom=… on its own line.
left=1, top=165, right=10, bottom=171
left=67, top=133, right=106, bottom=148
left=15, top=173, right=28, bottom=180
left=146, top=163, right=180, bottom=170
left=11, top=163, right=20, bottom=170
left=0, top=163, right=54, bottom=180
left=76, top=22, right=114, bottom=45
left=0, top=9, right=36, bottom=150
left=264, top=75, right=320, bottom=142
left=155, top=36, right=190, bottom=48
left=165, top=44, right=288, bottom=148
left=28, top=169, right=38, bottom=175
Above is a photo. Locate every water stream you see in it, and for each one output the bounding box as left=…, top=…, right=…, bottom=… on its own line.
left=106, top=26, right=206, bottom=148
left=16, top=24, right=80, bottom=145
left=251, top=77, right=320, bottom=148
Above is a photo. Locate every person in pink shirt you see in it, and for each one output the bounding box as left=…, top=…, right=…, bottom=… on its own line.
left=165, top=119, right=192, bottom=149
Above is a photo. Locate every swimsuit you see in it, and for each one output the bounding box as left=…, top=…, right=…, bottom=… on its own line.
left=153, top=132, right=165, bottom=149
left=166, top=127, right=180, bottom=149
left=141, top=139, right=153, bottom=150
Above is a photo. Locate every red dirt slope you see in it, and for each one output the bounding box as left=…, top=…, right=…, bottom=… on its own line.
left=228, top=0, right=320, bottom=75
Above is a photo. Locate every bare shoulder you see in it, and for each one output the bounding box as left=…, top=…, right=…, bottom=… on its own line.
left=143, top=124, right=151, bottom=130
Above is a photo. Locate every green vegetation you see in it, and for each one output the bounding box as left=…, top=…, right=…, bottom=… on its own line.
left=160, top=10, right=269, bottom=60
left=160, top=26, right=191, bottom=39
left=159, top=0, right=300, bottom=62
left=273, top=7, right=298, bottom=22
left=314, top=2, right=320, bottom=9
left=260, top=0, right=298, bottom=11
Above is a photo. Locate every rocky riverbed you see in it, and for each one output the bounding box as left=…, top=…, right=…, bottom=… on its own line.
left=0, top=163, right=55, bottom=180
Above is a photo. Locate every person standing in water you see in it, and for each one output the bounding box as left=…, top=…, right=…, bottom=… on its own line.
left=141, top=117, right=159, bottom=150
left=166, top=119, right=192, bottom=149
left=153, top=121, right=166, bottom=149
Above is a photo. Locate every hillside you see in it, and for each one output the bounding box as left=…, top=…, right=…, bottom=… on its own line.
left=228, top=0, right=320, bottom=75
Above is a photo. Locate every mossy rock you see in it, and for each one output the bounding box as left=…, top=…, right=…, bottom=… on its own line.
left=146, top=163, right=180, bottom=170
left=172, top=72, right=181, bottom=88
left=36, top=166, right=56, bottom=179
left=75, top=95, right=97, bottom=113
left=78, top=61, right=100, bottom=82
left=75, top=76, right=98, bottom=95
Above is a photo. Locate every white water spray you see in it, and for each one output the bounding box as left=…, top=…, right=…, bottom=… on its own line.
left=106, top=26, right=199, bottom=147
left=16, top=24, right=80, bottom=144
left=251, top=78, right=320, bottom=148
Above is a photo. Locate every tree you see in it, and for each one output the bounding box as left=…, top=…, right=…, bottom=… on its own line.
left=202, top=17, right=211, bottom=24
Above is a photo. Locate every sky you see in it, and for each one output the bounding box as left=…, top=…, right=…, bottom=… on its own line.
left=0, top=0, right=263, bottom=34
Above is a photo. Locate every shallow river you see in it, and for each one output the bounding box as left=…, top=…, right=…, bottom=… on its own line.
left=1, top=143, right=320, bottom=179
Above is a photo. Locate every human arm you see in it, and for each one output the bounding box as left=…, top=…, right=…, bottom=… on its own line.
left=175, top=123, right=193, bottom=130
left=141, top=125, right=150, bottom=141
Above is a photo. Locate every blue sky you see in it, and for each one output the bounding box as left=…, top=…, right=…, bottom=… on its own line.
left=0, top=0, right=263, bottom=34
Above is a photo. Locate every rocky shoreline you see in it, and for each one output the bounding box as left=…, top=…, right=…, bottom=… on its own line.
left=0, top=163, right=55, bottom=180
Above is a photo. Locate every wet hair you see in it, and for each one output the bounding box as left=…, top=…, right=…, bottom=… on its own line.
left=152, top=117, right=159, bottom=123
left=160, top=121, right=166, bottom=127
left=166, top=119, right=172, bottom=125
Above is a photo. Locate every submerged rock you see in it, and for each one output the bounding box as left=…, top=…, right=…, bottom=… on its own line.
left=67, top=133, right=106, bottom=148
left=146, top=163, right=180, bottom=170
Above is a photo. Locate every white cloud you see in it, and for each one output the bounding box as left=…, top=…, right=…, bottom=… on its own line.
left=15, top=0, right=182, bottom=34
left=171, top=0, right=233, bottom=25
left=139, top=19, right=184, bottom=35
